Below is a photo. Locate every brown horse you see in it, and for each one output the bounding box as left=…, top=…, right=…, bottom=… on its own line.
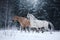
left=12, top=16, right=30, bottom=31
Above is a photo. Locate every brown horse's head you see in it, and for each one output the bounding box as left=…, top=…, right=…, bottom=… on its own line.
left=12, top=16, right=19, bottom=22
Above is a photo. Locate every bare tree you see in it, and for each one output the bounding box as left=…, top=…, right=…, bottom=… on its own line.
left=5, top=0, right=8, bottom=29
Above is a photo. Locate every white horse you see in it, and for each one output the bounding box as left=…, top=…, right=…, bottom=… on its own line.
left=27, top=13, right=54, bottom=33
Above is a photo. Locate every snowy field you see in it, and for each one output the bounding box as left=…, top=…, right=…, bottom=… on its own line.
left=0, top=30, right=60, bottom=40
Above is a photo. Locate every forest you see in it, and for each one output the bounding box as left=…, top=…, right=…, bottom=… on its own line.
left=0, top=0, right=60, bottom=30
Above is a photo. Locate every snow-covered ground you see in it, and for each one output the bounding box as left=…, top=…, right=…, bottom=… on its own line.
left=0, top=30, right=60, bottom=40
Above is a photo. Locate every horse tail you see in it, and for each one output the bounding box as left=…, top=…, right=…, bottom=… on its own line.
left=49, top=22, right=54, bottom=31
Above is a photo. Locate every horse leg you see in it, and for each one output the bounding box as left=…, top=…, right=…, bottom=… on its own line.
left=16, top=21, right=20, bottom=30
left=34, top=28, right=38, bottom=32
left=31, top=27, right=34, bottom=32
left=24, top=27, right=30, bottom=32
left=17, top=25, right=20, bottom=30
left=41, top=27, right=45, bottom=33
left=26, top=27, right=30, bottom=32
left=31, top=27, right=39, bottom=33
left=20, top=27, right=23, bottom=32
left=22, top=27, right=26, bottom=32
left=35, top=28, right=40, bottom=33
left=45, top=27, right=52, bottom=34
left=38, top=28, right=41, bottom=32
left=31, top=27, right=36, bottom=32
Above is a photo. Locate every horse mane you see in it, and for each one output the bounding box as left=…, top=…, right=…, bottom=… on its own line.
left=27, top=13, right=37, bottom=20
left=13, top=16, right=26, bottom=20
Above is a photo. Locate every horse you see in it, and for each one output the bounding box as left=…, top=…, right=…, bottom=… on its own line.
left=27, top=13, right=54, bottom=33
left=12, top=16, right=30, bottom=31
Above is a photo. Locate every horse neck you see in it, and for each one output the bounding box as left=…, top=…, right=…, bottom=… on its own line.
left=29, top=16, right=36, bottom=20
left=29, top=17, right=34, bottom=22
left=17, top=18, right=22, bottom=23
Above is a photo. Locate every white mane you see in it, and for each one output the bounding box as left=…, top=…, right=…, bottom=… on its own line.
left=27, top=13, right=37, bottom=20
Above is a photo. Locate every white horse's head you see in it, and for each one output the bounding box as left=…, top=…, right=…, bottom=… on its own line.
left=27, top=13, right=31, bottom=19
left=27, top=13, right=37, bottom=20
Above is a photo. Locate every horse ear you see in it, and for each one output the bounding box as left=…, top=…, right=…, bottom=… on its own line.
left=27, top=13, right=29, bottom=18
left=28, top=12, right=29, bottom=14
left=27, top=13, right=29, bottom=16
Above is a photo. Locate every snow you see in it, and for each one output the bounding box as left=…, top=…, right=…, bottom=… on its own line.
left=0, top=30, right=60, bottom=40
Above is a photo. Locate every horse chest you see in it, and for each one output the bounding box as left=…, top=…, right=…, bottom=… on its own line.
left=30, top=20, right=37, bottom=27
left=21, top=20, right=29, bottom=27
